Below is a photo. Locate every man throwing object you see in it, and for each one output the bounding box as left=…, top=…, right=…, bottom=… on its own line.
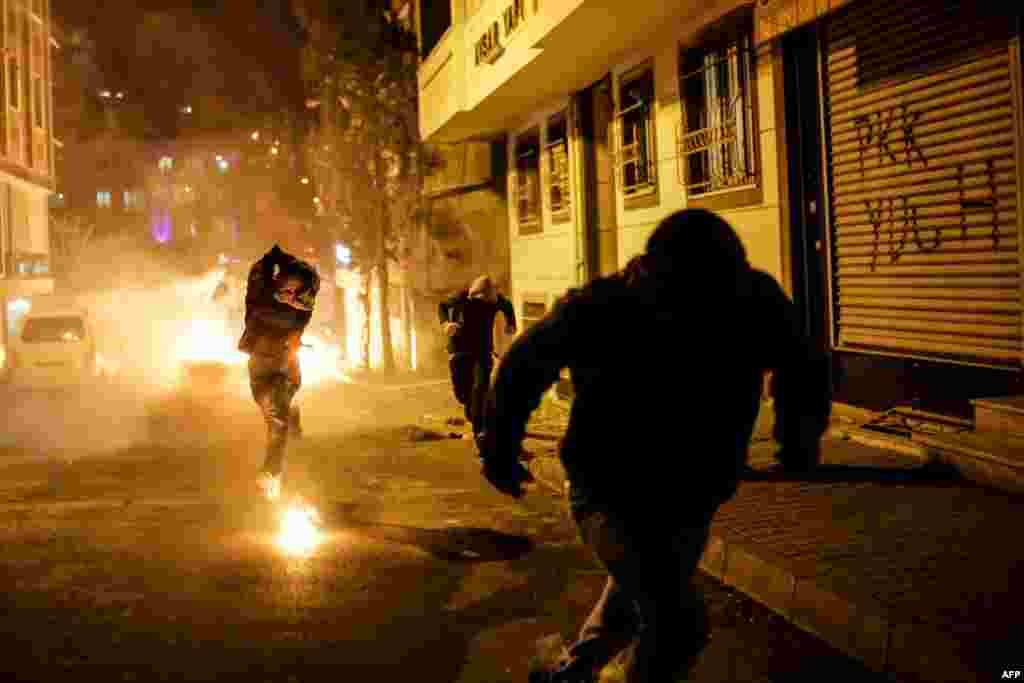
left=238, top=244, right=319, bottom=501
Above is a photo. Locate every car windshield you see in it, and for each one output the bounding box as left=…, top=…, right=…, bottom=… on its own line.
left=21, top=316, right=87, bottom=344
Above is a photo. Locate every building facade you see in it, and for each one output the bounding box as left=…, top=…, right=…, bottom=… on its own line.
left=414, top=0, right=1024, bottom=417
left=1, top=0, right=57, bottom=348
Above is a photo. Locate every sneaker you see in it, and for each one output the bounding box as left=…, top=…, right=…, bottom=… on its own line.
left=259, top=471, right=282, bottom=502
left=528, top=636, right=596, bottom=683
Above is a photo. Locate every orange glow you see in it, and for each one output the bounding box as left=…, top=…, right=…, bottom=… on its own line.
left=276, top=497, right=322, bottom=557
left=297, top=333, right=348, bottom=385
left=172, top=269, right=347, bottom=387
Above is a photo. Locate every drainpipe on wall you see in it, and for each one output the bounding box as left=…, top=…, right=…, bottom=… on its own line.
left=570, top=94, right=587, bottom=287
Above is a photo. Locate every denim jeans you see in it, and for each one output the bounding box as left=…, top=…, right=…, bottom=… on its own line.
left=557, top=500, right=713, bottom=682
left=249, top=355, right=301, bottom=477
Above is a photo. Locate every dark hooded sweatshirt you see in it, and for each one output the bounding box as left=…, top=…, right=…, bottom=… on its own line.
left=482, top=256, right=831, bottom=517
left=238, top=245, right=319, bottom=369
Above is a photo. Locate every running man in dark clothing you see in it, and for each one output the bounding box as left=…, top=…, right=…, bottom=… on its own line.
left=478, top=209, right=832, bottom=683
left=438, top=275, right=517, bottom=439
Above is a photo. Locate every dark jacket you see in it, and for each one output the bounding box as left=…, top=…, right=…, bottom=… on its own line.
left=481, top=257, right=831, bottom=517
left=438, top=291, right=517, bottom=355
left=238, top=245, right=319, bottom=363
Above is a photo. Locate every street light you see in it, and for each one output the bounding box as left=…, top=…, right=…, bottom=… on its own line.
left=251, top=131, right=260, bottom=141
left=270, top=147, right=279, bottom=156
left=300, top=177, right=309, bottom=184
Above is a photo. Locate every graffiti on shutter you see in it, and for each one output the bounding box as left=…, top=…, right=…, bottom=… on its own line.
left=823, top=0, right=1022, bottom=367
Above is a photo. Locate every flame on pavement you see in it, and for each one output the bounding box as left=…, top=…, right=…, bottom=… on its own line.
left=172, top=317, right=348, bottom=388
left=276, top=497, right=323, bottom=557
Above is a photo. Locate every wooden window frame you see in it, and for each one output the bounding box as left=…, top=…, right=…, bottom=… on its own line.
left=615, top=63, right=659, bottom=209
left=544, top=109, right=572, bottom=224
left=514, top=127, right=542, bottom=235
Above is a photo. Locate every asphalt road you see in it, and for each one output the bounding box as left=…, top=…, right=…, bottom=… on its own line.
left=0, top=379, right=885, bottom=682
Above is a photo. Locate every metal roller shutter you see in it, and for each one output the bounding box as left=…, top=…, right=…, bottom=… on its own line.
left=822, top=0, right=1022, bottom=367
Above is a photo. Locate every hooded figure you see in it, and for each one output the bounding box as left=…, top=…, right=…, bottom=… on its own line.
left=239, top=244, right=320, bottom=501
left=478, top=209, right=831, bottom=683
left=438, top=274, right=517, bottom=439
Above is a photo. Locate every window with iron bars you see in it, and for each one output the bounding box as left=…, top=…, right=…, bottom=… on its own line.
left=615, top=68, right=656, bottom=198
left=679, top=26, right=757, bottom=197
left=515, top=128, right=541, bottom=234
left=521, top=299, right=547, bottom=330
left=545, top=111, right=571, bottom=222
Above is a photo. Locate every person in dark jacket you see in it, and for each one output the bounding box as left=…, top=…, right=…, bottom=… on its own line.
left=477, top=209, right=832, bottom=683
left=438, top=275, right=517, bottom=439
left=238, top=244, right=320, bottom=501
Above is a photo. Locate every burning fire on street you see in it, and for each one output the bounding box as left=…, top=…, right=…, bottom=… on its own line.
left=169, top=269, right=351, bottom=390
left=275, top=497, right=324, bottom=557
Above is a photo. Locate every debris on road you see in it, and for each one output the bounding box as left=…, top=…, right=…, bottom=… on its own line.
left=397, top=425, right=448, bottom=442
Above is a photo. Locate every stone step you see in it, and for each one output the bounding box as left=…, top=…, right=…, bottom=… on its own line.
left=971, top=395, right=1024, bottom=435
left=912, top=429, right=1024, bottom=495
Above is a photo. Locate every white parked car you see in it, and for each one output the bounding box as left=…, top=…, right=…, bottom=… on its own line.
left=7, top=307, right=103, bottom=390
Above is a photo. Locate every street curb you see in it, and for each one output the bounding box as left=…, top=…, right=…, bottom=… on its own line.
left=698, top=534, right=979, bottom=683
left=524, top=452, right=980, bottom=680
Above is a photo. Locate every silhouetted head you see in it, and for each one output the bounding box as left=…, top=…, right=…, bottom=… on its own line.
left=642, top=209, right=748, bottom=287
left=469, top=275, right=497, bottom=303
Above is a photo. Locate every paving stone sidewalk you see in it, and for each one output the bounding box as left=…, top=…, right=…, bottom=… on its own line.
left=519, top=398, right=1024, bottom=683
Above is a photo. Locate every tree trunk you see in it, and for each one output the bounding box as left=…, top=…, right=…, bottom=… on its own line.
left=377, top=256, right=396, bottom=373
left=359, top=269, right=371, bottom=370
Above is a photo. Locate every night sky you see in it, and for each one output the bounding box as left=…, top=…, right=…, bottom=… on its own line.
left=54, top=0, right=307, bottom=140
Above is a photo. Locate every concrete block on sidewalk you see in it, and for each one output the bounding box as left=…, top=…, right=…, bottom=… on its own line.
left=789, top=578, right=889, bottom=673
left=698, top=535, right=727, bottom=579
left=723, top=545, right=796, bottom=619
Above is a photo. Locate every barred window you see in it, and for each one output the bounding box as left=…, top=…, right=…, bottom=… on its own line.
left=515, top=128, right=541, bottom=234
left=545, top=111, right=571, bottom=222
left=521, top=300, right=547, bottom=329
left=679, top=19, right=757, bottom=196
left=616, top=67, right=656, bottom=198
left=123, top=190, right=145, bottom=211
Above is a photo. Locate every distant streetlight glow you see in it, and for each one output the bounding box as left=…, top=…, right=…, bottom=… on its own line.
left=251, top=131, right=260, bottom=140
left=217, top=159, right=229, bottom=171
left=185, top=186, right=192, bottom=193
left=116, top=91, right=124, bottom=99
left=99, top=89, right=111, bottom=98
left=215, top=155, right=223, bottom=161
left=300, top=177, right=309, bottom=184
left=182, top=105, right=193, bottom=114
left=313, top=196, right=320, bottom=204
left=270, top=147, right=279, bottom=156
left=335, top=243, right=352, bottom=266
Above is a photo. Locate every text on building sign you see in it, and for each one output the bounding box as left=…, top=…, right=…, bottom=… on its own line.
left=475, top=0, right=527, bottom=65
